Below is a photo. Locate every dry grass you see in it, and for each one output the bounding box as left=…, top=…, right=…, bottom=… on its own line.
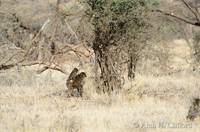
left=0, top=0, right=200, bottom=131
left=0, top=64, right=200, bottom=132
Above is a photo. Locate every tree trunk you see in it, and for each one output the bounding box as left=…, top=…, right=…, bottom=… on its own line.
left=128, top=52, right=138, bottom=79
left=93, top=45, right=121, bottom=94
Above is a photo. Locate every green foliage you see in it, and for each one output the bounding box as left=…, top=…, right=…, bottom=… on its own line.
left=87, top=0, right=106, bottom=11
left=85, top=0, right=156, bottom=47
left=83, top=0, right=157, bottom=91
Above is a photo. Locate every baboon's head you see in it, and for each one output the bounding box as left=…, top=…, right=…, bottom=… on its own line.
left=73, top=68, right=79, bottom=73
left=193, top=98, right=200, bottom=106
left=79, top=72, right=87, bottom=78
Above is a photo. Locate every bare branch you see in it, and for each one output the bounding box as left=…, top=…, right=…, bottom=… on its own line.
left=152, top=9, right=200, bottom=26
left=181, top=0, right=200, bottom=22
left=36, top=65, right=66, bottom=74
left=0, top=60, right=67, bottom=75
left=57, top=43, right=93, bottom=58
left=0, top=64, right=15, bottom=70
left=21, top=62, right=67, bottom=74
left=65, top=19, right=80, bottom=42
left=2, top=51, right=24, bottom=64
left=0, top=57, right=26, bottom=71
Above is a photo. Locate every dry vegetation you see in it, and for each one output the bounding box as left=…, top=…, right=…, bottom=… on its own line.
left=1, top=0, right=200, bottom=132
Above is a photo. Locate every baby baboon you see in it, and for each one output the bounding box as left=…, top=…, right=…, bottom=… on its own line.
left=66, top=68, right=87, bottom=97
left=66, top=68, right=78, bottom=95
left=66, top=68, right=78, bottom=85
left=187, top=98, right=200, bottom=121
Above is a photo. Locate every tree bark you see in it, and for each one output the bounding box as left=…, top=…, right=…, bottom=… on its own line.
left=93, top=44, right=121, bottom=94
left=128, top=55, right=136, bottom=79
left=128, top=51, right=138, bottom=79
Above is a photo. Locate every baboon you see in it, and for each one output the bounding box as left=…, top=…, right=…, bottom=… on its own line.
left=66, top=68, right=87, bottom=97
left=66, top=68, right=78, bottom=96
left=71, top=72, right=87, bottom=97
left=187, top=98, right=200, bottom=121
left=67, top=68, right=78, bottom=84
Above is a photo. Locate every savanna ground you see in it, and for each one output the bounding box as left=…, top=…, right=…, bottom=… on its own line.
left=0, top=39, right=200, bottom=132
left=1, top=0, right=200, bottom=132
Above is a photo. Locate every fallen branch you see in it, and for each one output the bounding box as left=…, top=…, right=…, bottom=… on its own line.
left=0, top=64, right=15, bottom=70
left=0, top=60, right=67, bottom=75
left=0, top=57, right=26, bottom=71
